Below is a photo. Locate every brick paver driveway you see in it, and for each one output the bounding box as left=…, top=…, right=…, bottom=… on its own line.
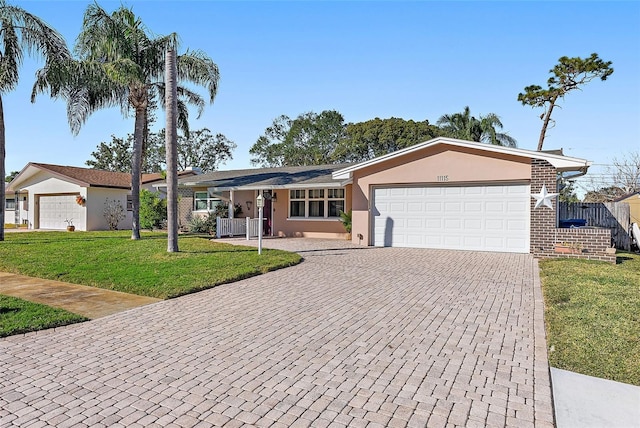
left=0, top=239, right=554, bottom=427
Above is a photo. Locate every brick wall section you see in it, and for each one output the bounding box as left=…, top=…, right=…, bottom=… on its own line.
left=530, top=159, right=557, bottom=255
left=530, top=159, right=615, bottom=263
left=178, top=188, right=193, bottom=229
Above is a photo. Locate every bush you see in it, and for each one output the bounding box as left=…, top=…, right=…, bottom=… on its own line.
left=186, top=202, right=243, bottom=235
left=140, top=189, right=167, bottom=230
left=186, top=213, right=216, bottom=234
left=103, top=199, right=125, bottom=230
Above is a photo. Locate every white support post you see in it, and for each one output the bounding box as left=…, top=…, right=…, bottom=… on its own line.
left=256, top=193, right=264, bottom=255
left=246, top=217, right=250, bottom=240
left=229, top=190, right=235, bottom=219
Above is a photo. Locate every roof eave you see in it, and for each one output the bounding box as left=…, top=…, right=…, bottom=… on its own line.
left=332, top=137, right=592, bottom=179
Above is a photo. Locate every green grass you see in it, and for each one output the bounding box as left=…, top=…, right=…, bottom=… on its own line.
left=0, top=295, right=88, bottom=338
left=539, top=252, right=640, bottom=385
left=0, top=231, right=301, bottom=299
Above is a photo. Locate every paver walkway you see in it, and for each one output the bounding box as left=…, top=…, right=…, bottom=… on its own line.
left=0, top=272, right=160, bottom=319
left=0, top=240, right=554, bottom=427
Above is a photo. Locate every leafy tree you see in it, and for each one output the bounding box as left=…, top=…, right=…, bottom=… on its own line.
left=86, top=135, right=135, bottom=172
left=5, top=171, right=18, bottom=183
left=436, top=106, right=517, bottom=147
left=0, top=0, right=69, bottom=241
left=558, top=178, right=580, bottom=203
left=335, top=117, right=439, bottom=162
left=86, top=128, right=233, bottom=173
left=518, top=53, right=613, bottom=151
left=584, top=186, right=625, bottom=203
left=32, top=3, right=219, bottom=240
left=139, top=189, right=166, bottom=230
left=176, top=128, right=235, bottom=172
left=249, top=115, right=292, bottom=167
left=250, top=110, right=346, bottom=167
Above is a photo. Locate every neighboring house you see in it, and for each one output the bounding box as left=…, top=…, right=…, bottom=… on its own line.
left=4, top=183, right=28, bottom=226
left=174, top=137, right=611, bottom=259
left=6, top=163, right=196, bottom=231
left=615, top=191, right=640, bottom=224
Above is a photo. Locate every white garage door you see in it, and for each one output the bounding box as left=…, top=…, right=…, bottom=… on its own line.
left=372, top=184, right=530, bottom=253
left=39, top=195, right=83, bottom=229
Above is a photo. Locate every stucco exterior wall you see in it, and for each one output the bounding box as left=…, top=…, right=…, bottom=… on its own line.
left=86, top=188, right=132, bottom=231
left=229, top=190, right=255, bottom=218
left=271, top=186, right=351, bottom=239
left=350, top=145, right=531, bottom=245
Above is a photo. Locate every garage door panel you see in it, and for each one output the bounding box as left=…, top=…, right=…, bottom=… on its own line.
left=485, top=201, right=506, bottom=212
left=373, top=184, right=530, bottom=253
left=464, top=219, right=482, bottom=230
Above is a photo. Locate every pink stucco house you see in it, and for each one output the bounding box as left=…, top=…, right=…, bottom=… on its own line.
left=176, top=137, right=614, bottom=261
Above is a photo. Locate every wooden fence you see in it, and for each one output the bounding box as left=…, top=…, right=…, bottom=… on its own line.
left=559, top=202, right=631, bottom=250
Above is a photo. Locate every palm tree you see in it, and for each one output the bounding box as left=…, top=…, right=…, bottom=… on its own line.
left=165, top=49, right=178, bottom=252
left=437, top=106, right=517, bottom=148
left=0, top=1, right=69, bottom=241
left=33, top=3, right=219, bottom=240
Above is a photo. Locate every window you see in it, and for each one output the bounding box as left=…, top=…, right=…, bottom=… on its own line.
left=5, top=198, right=16, bottom=210
left=290, top=190, right=305, bottom=217
left=328, top=188, right=345, bottom=217
left=127, top=195, right=133, bottom=211
left=194, top=191, right=223, bottom=211
left=308, top=189, right=324, bottom=217
left=289, top=188, right=345, bottom=219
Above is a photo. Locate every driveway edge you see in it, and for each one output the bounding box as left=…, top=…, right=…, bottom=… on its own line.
left=532, top=258, right=556, bottom=427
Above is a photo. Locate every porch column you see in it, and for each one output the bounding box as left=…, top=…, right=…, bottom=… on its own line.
left=229, top=190, right=234, bottom=219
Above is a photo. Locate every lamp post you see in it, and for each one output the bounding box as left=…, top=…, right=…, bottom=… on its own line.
left=256, top=193, right=264, bottom=255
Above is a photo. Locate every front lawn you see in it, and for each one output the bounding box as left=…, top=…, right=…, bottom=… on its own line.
left=539, top=252, right=640, bottom=386
left=0, top=231, right=301, bottom=299
left=0, top=295, right=88, bottom=338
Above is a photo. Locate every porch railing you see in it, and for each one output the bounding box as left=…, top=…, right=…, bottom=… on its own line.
left=216, top=217, right=261, bottom=239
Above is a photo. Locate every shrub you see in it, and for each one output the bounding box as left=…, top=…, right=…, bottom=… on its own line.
left=140, top=189, right=167, bottom=230
left=186, top=213, right=216, bottom=234
left=103, top=199, right=125, bottom=230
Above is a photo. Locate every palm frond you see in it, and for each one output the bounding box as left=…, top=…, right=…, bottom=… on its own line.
left=177, top=49, right=219, bottom=103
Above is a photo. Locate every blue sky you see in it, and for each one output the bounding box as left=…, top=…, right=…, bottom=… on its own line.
left=6, top=1, right=640, bottom=196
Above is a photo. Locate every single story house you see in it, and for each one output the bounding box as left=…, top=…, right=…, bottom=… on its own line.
left=6, top=163, right=196, bottom=231
left=173, top=137, right=614, bottom=261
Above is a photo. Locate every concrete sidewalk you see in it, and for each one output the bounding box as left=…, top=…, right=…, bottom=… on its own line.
left=551, top=367, right=640, bottom=428
left=0, top=272, right=160, bottom=319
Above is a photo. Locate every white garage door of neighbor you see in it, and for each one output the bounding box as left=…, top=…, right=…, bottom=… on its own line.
left=373, top=184, right=530, bottom=253
left=39, top=195, right=83, bottom=229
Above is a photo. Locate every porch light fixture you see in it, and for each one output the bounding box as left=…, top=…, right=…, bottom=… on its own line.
left=246, top=201, right=252, bottom=211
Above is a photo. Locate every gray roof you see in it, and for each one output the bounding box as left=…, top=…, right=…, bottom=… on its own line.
left=178, top=164, right=352, bottom=190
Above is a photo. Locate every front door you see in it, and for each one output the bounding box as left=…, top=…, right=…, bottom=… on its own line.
left=262, top=191, right=272, bottom=235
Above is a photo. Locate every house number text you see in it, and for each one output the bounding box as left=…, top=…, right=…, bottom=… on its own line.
left=437, top=175, right=449, bottom=182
